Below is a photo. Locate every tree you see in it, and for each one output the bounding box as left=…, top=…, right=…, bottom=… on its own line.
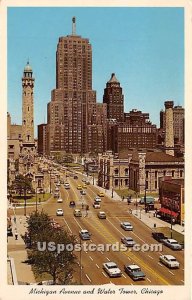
left=26, top=211, right=77, bottom=284
left=11, top=174, right=32, bottom=196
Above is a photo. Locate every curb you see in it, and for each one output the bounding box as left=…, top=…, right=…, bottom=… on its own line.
left=8, top=257, right=18, bottom=285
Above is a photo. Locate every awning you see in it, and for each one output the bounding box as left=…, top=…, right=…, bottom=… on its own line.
left=159, top=207, right=179, bottom=217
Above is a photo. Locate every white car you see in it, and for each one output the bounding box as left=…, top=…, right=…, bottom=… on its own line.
left=56, top=209, right=64, bottom=216
left=93, top=202, right=101, bottom=209
left=57, top=198, right=63, bottom=203
left=98, top=211, right=106, bottom=219
left=159, top=255, right=180, bottom=268
left=94, top=196, right=101, bottom=202
left=121, top=222, right=133, bottom=231
left=163, top=239, right=182, bottom=250
left=103, top=262, right=122, bottom=277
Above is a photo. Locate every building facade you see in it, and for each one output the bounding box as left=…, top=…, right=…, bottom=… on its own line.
left=37, top=124, right=47, bottom=156
left=98, top=149, right=184, bottom=194
left=159, top=177, right=184, bottom=225
left=103, top=73, right=124, bottom=122
left=47, top=17, right=96, bottom=154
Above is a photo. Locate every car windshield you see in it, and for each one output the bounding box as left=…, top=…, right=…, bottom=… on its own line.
left=133, top=268, right=141, bottom=272
left=170, top=241, right=178, bottom=245
left=170, top=258, right=177, bottom=262
left=108, top=265, right=117, bottom=269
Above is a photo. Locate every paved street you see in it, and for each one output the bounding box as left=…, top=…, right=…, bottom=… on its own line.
left=8, top=169, right=184, bottom=285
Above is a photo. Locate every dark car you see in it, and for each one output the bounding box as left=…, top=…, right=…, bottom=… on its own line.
left=73, top=175, right=78, bottom=179
left=69, top=201, right=76, bottom=207
left=124, top=264, right=146, bottom=281
left=7, top=226, right=13, bottom=236
left=152, top=232, right=168, bottom=242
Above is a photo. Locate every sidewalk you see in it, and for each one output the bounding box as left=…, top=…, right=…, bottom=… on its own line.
left=7, top=215, right=36, bottom=284
left=131, top=209, right=184, bottom=235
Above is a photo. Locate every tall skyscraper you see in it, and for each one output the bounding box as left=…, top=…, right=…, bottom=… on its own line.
left=47, top=17, right=96, bottom=154
left=103, top=73, right=124, bottom=122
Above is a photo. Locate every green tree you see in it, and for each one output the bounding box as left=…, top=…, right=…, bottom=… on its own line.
left=27, top=211, right=77, bottom=284
left=11, top=174, right=32, bottom=196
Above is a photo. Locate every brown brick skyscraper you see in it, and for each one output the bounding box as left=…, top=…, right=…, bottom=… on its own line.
left=47, top=17, right=96, bottom=154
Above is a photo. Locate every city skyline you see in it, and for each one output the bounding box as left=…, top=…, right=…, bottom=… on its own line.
left=8, top=7, right=184, bottom=136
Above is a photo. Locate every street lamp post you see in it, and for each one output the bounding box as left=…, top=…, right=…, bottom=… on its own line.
left=24, top=175, right=27, bottom=216
left=35, top=187, right=38, bottom=213
left=144, top=182, right=147, bottom=213
left=49, top=169, right=52, bottom=194
left=111, top=175, right=114, bottom=198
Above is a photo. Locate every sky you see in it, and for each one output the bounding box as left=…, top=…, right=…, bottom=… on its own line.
left=7, top=7, right=184, bottom=137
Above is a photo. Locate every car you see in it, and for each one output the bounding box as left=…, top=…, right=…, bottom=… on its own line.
left=163, top=239, right=182, bottom=250
left=7, top=226, right=13, bottom=236
left=120, top=222, right=133, bottom=231
left=73, top=175, right=78, bottom=179
left=94, top=196, right=101, bottom=202
left=103, top=262, right=122, bottom=278
left=79, top=229, right=91, bottom=240
left=74, top=209, right=82, bottom=217
left=82, top=178, right=86, bottom=183
left=124, top=264, right=146, bottom=281
left=56, top=209, right=64, bottom=216
left=69, top=201, right=76, bottom=207
left=159, top=255, right=180, bottom=269
left=55, top=187, right=59, bottom=192
left=152, top=232, right=168, bottom=242
left=57, top=198, right=63, bottom=203
left=93, top=202, right=101, bottom=209
left=77, top=185, right=82, bottom=190
left=60, top=179, right=64, bottom=184
left=56, top=182, right=61, bottom=186
left=54, top=192, right=60, bottom=198
left=85, top=181, right=90, bottom=185
left=64, top=183, right=70, bottom=189
left=82, top=184, right=87, bottom=189
left=121, top=237, right=135, bottom=247
left=80, top=190, right=86, bottom=195
left=98, top=192, right=104, bottom=197
left=98, top=211, right=106, bottom=219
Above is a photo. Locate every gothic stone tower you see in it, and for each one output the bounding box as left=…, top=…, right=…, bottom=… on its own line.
left=19, top=62, right=38, bottom=177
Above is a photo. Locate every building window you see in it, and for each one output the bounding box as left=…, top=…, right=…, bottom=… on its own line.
left=155, top=181, right=158, bottom=189
left=114, top=179, right=118, bottom=187
left=146, top=171, right=149, bottom=179
left=172, top=170, right=175, bottom=177
left=180, top=170, right=183, bottom=177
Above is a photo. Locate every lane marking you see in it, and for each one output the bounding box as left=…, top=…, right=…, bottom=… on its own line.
left=73, top=217, right=83, bottom=230
left=89, top=256, right=93, bottom=261
left=100, top=250, right=104, bottom=254
left=63, top=218, right=72, bottom=233
left=148, top=255, right=154, bottom=260
left=158, top=262, right=163, bottom=267
left=168, top=270, right=175, bottom=276
left=102, top=271, right=107, bottom=278
left=106, top=257, right=110, bottom=261
left=122, top=274, right=126, bottom=279
left=147, top=278, right=152, bottom=283
left=85, top=274, right=92, bottom=283
left=96, top=264, right=100, bottom=269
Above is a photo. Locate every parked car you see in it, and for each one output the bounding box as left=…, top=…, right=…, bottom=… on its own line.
left=124, top=264, right=145, bottom=281
left=56, top=209, right=64, bottom=216
left=93, top=202, right=101, bottom=209
left=121, top=236, right=135, bottom=247
left=152, top=232, right=168, bottom=242
left=7, top=226, right=13, bottom=236
left=74, top=209, right=82, bottom=217
left=120, top=222, right=133, bottom=231
left=103, top=262, right=122, bottom=278
left=79, top=229, right=91, bottom=240
left=98, top=211, right=106, bottom=219
left=163, top=239, right=182, bottom=250
left=159, top=255, right=180, bottom=269
left=57, top=198, right=63, bottom=203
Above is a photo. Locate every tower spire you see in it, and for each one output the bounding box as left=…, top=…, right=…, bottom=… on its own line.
left=72, top=16, right=76, bottom=35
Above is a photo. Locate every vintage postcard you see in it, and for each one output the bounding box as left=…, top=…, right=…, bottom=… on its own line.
left=1, top=0, right=192, bottom=299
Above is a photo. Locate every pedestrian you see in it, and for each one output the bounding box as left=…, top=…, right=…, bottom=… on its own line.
left=15, top=231, right=18, bottom=240
left=13, top=216, right=16, bottom=224
left=19, top=217, right=22, bottom=224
